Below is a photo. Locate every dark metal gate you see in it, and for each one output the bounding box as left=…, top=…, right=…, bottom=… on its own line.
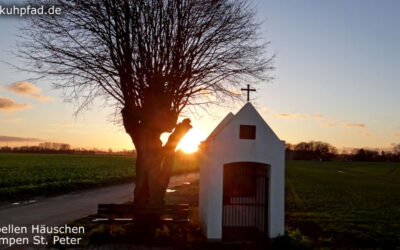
left=222, top=162, right=269, bottom=240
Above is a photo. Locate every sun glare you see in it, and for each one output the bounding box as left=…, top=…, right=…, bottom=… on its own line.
left=177, top=128, right=206, bottom=153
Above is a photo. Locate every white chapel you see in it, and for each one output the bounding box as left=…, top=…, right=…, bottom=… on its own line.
left=199, top=102, right=285, bottom=240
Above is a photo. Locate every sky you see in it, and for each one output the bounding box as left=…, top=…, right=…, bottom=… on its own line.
left=1, top=0, right=400, bottom=152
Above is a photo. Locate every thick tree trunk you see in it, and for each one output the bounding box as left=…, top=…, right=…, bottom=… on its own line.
left=133, top=150, right=149, bottom=205
left=129, top=119, right=192, bottom=208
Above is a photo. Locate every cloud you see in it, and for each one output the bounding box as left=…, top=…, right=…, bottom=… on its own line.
left=230, top=88, right=242, bottom=96
left=320, top=122, right=367, bottom=129
left=7, top=81, right=54, bottom=102
left=0, top=136, right=41, bottom=142
left=314, top=113, right=332, bottom=120
left=321, top=123, right=336, bottom=128
left=0, top=97, right=30, bottom=111
left=2, top=117, right=23, bottom=122
left=343, top=123, right=366, bottom=128
left=262, top=106, right=371, bottom=137
left=50, top=123, right=85, bottom=128
left=271, top=110, right=333, bottom=121
left=313, top=117, right=373, bottom=137
left=275, top=113, right=309, bottom=119
left=199, top=89, right=213, bottom=97
left=261, top=107, right=271, bottom=113
left=319, top=122, right=370, bottom=136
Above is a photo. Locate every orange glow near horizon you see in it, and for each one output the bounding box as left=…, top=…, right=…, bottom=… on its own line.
left=176, top=128, right=206, bottom=153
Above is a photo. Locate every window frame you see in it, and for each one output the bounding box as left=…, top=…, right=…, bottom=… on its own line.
left=239, top=125, right=256, bottom=140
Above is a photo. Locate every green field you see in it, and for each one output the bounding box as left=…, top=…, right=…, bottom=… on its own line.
left=286, top=161, right=400, bottom=248
left=171, top=161, right=399, bottom=248
left=0, top=153, right=199, bottom=201
left=1, top=154, right=399, bottom=247
left=69, top=160, right=400, bottom=248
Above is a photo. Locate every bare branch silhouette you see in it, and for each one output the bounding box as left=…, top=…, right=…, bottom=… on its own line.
left=17, top=0, right=273, bottom=206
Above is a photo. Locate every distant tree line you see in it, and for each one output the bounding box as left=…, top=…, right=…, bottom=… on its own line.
left=38, top=142, right=71, bottom=151
left=0, top=142, right=136, bottom=155
left=286, top=141, right=400, bottom=162
left=3, top=141, right=400, bottom=162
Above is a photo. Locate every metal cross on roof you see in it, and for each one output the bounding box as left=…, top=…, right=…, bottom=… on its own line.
left=241, top=84, right=256, bottom=102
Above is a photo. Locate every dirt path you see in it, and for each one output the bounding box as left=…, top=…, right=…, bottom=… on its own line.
left=0, top=172, right=199, bottom=227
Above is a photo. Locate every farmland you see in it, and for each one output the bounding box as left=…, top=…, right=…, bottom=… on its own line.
left=1, top=153, right=399, bottom=247
left=0, top=153, right=199, bottom=202
left=168, top=160, right=400, bottom=248
left=69, top=160, right=400, bottom=248
left=169, top=161, right=400, bottom=248
left=285, top=161, right=400, bottom=248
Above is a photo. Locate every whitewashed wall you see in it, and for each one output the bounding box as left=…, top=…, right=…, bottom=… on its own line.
left=199, top=103, right=285, bottom=239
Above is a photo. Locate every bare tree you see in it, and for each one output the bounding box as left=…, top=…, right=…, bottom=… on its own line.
left=392, top=144, right=400, bottom=161
left=294, top=141, right=338, bottom=161
left=18, top=0, right=273, bottom=207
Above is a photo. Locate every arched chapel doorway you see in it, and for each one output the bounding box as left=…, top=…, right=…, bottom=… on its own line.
left=222, top=162, right=270, bottom=240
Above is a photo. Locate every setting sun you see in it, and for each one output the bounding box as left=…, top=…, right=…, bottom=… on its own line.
left=177, top=128, right=206, bottom=153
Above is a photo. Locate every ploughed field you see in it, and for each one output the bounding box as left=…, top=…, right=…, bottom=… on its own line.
left=286, top=161, right=400, bottom=248
left=0, top=153, right=199, bottom=202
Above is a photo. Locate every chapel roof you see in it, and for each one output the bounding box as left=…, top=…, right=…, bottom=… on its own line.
left=206, top=102, right=264, bottom=141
